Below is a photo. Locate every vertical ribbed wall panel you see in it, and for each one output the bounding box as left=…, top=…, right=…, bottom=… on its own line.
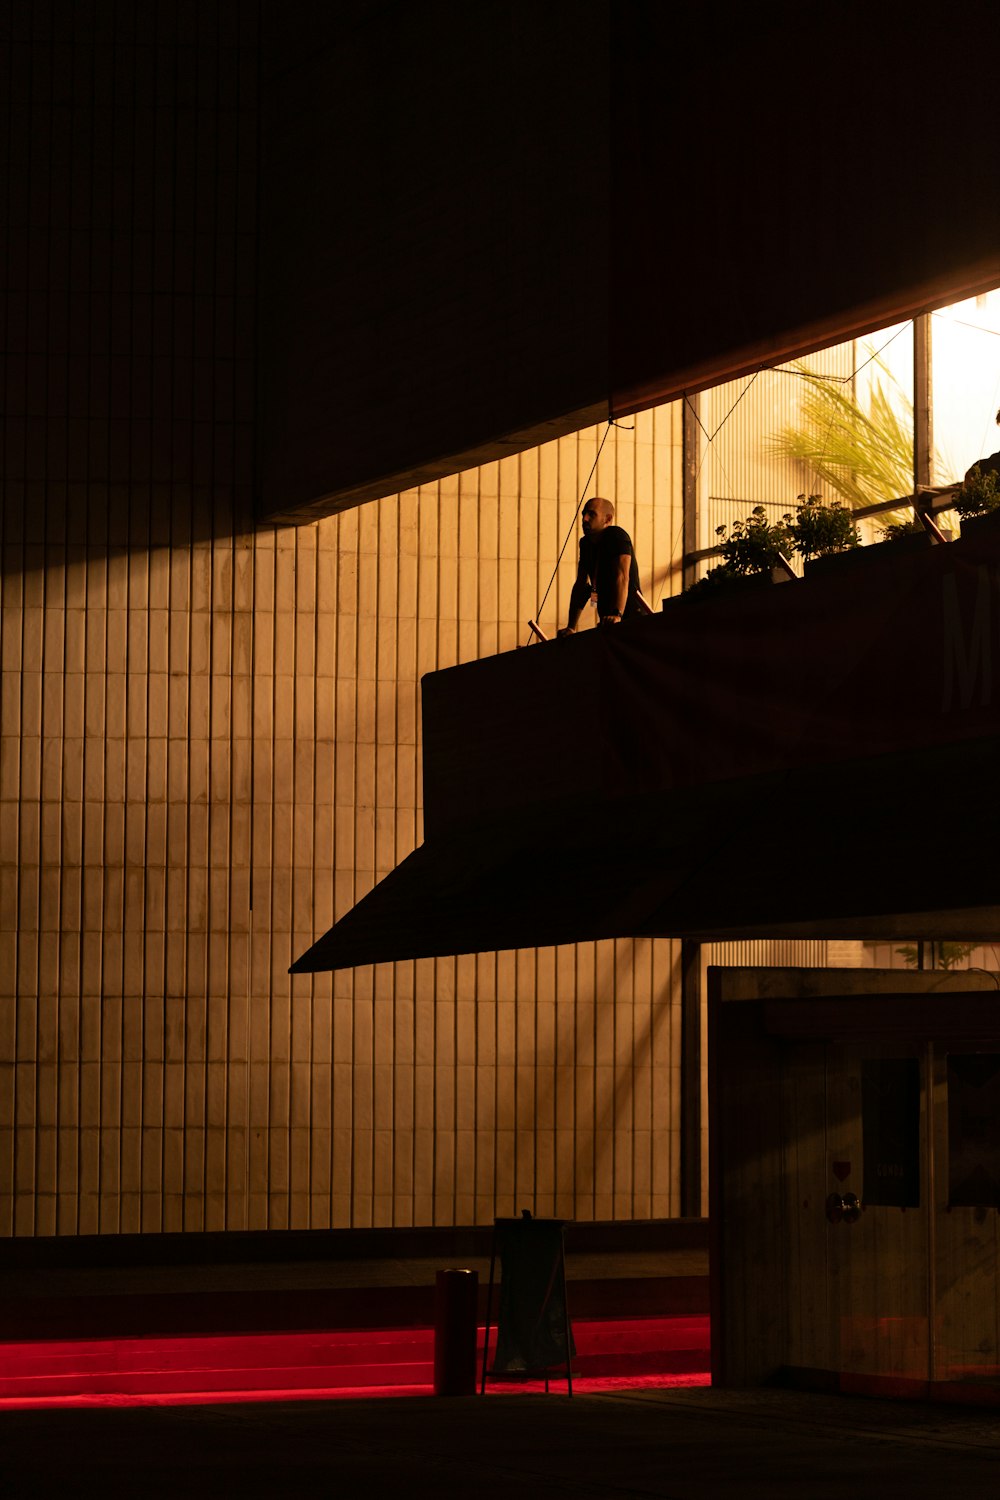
left=697, top=342, right=858, bottom=559
left=708, top=940, right=829, bottom=970
left=0, top=6, right=688, bottom=1236
left=271, top=406, right=686, bottom=1230
left=0, top=2, right=258, bottom=1237
left=2, top=4, right=983, bottom=1243
left=3, top=3, right=912, bottom=1239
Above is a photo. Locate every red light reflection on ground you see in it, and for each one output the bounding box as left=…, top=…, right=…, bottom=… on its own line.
left=0, top=1316, right=710, bottom=1411
left=0, top=1373, right=711, bottom=1412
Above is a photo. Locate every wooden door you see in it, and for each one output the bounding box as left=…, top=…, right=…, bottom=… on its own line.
left=710, top=969, right=1000, bottom=1393
left=781, top=1039, right=930, bottom=1384
left=825, top=1041, right=929, bottom=1382
left=931, top=1042, right=1000, bottom=1389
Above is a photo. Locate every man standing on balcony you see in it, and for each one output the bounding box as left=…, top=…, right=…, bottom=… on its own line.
left=557, top=496, right=643, bottom=634
left=963, top=408, right=1000, bottom=485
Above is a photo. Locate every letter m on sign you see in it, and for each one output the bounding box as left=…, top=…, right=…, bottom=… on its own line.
left=942, top=565, right=993, bottom=712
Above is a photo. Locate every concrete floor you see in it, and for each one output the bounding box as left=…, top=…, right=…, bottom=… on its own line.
left=4, top=1386, right=1000, bottom=1498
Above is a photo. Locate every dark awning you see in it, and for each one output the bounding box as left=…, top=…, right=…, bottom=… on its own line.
left=289, top=834, right=673, bottom=972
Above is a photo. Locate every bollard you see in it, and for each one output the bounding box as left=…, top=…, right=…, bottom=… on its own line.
left=434, top=1268, right=478, bottom=1396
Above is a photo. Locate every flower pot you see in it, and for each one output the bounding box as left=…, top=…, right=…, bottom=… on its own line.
left=804, top=531, right=935, bottom=579
left=669, top=571, right=777, bottom=608
left=958, top=509, right=1000, bottom=542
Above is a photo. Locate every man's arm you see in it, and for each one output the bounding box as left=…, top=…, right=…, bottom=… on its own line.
left=599, top=553, right=631, bottom=624
left=558, top=552, right=592, bottom=635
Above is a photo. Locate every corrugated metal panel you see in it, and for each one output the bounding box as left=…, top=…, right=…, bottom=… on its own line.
left=298, top=407, right=687, bottom=1230
left=0, top=2, right=260, bottom=1238
left=698, top=342, right=859, bottom=563
left=0, top=0, right=689, bottom=1238
left=709, top=940, right=829, bottom=970
left=1, top=324, right=689, bottom=1235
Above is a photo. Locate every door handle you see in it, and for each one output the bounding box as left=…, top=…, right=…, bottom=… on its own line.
left=826, top=1191, right=863, bottom=1225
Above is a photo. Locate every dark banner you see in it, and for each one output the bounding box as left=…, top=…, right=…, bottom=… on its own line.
left=422, top=529, right=1000, bottom=843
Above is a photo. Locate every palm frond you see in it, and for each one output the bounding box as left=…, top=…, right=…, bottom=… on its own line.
left=767, top=357, right=913, bottom=511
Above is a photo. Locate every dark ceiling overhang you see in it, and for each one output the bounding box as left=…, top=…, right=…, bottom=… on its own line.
left=611, top=255, right=1000, bottom=424
left=260, top=0, right=1000, bottom=523
left=293, top=525, right=1000, bottom=972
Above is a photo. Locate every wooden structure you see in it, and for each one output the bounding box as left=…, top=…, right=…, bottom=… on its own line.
left=712, top=966, right=1000, bottom=1400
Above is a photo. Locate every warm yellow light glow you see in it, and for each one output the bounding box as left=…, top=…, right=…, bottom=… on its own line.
left=931, top=290, right=1000, bottom=482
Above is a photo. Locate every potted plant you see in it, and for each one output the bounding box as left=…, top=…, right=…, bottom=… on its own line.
left=864, top=516, right=939, bottom=565
left=954, top=464, right=1000, bottom=540
left=878, top=516, right=937, bottom=550
left=789, top=495, right=862, bottom=578
left=876, top=510, right=954, bottom=550
left=681, top=506, right=795, bottom=603
left=768, top=356, right=947, bottom=572
left=804, top=508, right=945, bottom=579
left=789, top=494, right=860, bottom=559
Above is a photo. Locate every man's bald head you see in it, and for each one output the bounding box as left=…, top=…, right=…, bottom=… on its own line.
left=581, top=496, right=615, bottom=534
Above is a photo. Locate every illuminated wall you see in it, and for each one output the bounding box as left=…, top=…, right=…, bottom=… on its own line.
left=1, top=400, right=690, bottom=1233
left=27, top=2, right=1000, bottom=1241
left=0, top=4, right=259, bottom=1236
left=303, top=419, right=688, bottom=1230
left=0, top=5, right=695, bottom=1240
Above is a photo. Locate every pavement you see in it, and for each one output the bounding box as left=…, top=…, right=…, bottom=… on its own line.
left=4, top=1385, right=1000, bottom=1499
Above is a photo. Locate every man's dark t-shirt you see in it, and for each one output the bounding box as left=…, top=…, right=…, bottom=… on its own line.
left=573, top=525, right=641, bottom=617
left=965, top=451, right=1000, bottom=484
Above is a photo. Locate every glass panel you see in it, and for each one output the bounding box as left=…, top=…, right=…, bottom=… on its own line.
left=862, top=1058, right=920, bottom=1209
left=695, top=323, right=916, bottom=570
left=689, top=287, right=1000, bottom=578
left=931, top=291, right=1000, bottom=486
left=947, top=1053, right=1000, bottom=1207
